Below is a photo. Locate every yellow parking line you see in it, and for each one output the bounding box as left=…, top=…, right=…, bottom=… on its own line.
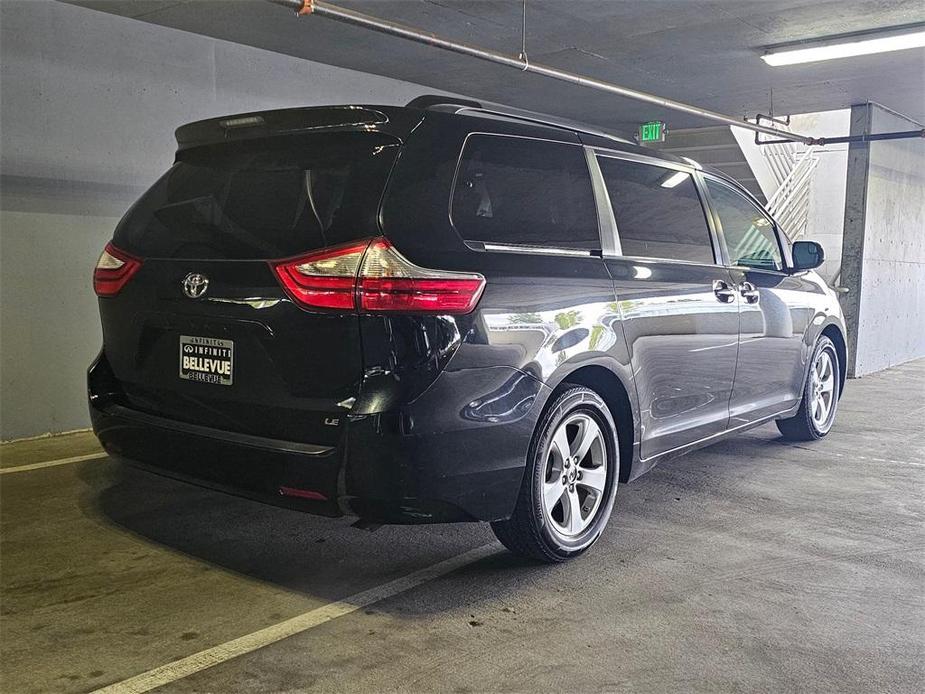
left=0, top=452, right=108, bottom=475
left=91, top=543, right=499, bottom=694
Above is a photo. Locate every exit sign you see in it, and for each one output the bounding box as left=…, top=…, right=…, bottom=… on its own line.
left=639, top=121, right=667, bottom=143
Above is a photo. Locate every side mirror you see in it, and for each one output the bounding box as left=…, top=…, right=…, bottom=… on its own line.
left=791, top=241, right=825, bottom=272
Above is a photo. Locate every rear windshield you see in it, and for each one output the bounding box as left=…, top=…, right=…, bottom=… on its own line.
left=114, top=132, right=400, bottom=259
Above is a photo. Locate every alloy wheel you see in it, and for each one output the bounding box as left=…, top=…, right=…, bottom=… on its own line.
left=810, top=348, right=836, bottom=429
left=541, top=412, right=608, bottom=538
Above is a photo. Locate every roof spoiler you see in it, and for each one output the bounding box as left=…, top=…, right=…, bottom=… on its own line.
left=174, top=105, right=422, bottom=151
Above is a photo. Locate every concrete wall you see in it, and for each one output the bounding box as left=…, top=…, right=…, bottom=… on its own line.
left=788, top=111, right=850, bottom=283
left=734, top=110, right=850, bottom=283
left=0, top=0, right=439, bottom=440
left=848, top=105, right=925, bottom=376
left=730, top=124, right=779, bottom=201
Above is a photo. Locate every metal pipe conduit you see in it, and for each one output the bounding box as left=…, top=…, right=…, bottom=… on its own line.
left=266, top=1, right=925, bottom=146
left=266, top=0, right=817, bottom=144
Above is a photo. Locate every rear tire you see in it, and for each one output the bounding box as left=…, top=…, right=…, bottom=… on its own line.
left=776, top=336, right=840, bottom=441
left=491, top=386, right=619, bottom=563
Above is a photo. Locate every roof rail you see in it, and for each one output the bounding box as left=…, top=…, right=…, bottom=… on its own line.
left=406, top=95, right=634, bottom=146
left=406, top=95, right=483, bottom=110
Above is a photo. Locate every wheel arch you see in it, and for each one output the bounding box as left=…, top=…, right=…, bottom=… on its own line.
left=820, top=323, right=847, bottom=398
left=555, top=365, right=637, bottom=483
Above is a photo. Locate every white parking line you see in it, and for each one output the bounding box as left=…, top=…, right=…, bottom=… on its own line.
left=91, top=542, right=499, bottom=694
left=0, top=452, right=108, bottom=475
left=857, top=454, right=925, bottom=468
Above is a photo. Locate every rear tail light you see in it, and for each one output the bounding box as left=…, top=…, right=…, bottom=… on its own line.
left=93, top=242, right=142, bottom=296
left=271, top=238, right=485, bottom=314
left=357, top=240, right=486, bottom=313
left=272, top=240, right=368, bottom=310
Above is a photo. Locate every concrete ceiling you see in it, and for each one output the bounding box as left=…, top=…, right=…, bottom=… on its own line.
left=70, top=0, right=925, bottom=137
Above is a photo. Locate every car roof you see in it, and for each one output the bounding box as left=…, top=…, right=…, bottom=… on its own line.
left=403, top=96, right=751, bottom=193
left=174, top=99, right=755, bottom=204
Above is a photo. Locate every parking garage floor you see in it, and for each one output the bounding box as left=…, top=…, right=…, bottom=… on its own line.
left=2, top=359, right=923, bottom=694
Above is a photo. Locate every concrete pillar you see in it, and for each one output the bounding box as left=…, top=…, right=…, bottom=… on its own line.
left=839, top=103, right=925, bottom=378
left=838, top=104, right=872, bottom=378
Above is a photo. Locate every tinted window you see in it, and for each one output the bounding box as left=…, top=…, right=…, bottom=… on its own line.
left=114, top=132, right=400, bottom=259
left=706, top=179, right=782, bottom=270
left=597, top=157, right=714, bottom=264
left=451, top=135, right=599, bottom=250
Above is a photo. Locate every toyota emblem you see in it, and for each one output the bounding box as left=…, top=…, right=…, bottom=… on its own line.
left=182, top=273, right=209, bottom=299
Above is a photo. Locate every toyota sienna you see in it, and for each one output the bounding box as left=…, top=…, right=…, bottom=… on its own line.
left=88, top=97, right=846, bottom=562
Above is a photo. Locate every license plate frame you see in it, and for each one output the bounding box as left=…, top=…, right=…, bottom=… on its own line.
left=179, top=335, right=234, bottom=386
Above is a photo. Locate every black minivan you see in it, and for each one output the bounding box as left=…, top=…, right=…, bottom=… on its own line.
left=89, top=97, right=846, bottom=562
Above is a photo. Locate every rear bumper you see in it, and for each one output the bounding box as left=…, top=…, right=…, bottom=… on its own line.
left=90, top=399, right=345, bottom=517
left=89, top=353, right=547, bottom=523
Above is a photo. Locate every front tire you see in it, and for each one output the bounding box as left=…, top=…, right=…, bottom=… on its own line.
left=776, top=335, right=840, bottom=441
left=491, top=386, right=619, bottom=563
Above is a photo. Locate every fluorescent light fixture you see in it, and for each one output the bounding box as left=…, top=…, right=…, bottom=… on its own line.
left=660, top=171, right=688, bottom=188
left=762, top=28, right=925, bottom=66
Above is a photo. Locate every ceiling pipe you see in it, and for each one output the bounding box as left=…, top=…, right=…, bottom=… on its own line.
left=266, top=0, right=817, bottom=145
left=754, top=129, right=925, bottom=146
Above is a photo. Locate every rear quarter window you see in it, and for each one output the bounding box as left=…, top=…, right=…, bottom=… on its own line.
left=451, top=134, right=600, bottom=251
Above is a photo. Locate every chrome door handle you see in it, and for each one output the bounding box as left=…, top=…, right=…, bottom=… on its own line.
left=739, top=281, right=760, bottom=304
left=713, top=279, right=736, bottom=303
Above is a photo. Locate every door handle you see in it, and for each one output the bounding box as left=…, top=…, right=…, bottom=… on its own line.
left=739, top=281, right=760, bottom=304
left=712, top=279, right=736, bottom=303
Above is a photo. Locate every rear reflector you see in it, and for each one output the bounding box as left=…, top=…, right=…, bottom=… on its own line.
left=93, top=242, right=142, bottom=296
left=279, top=486, right=328, bottom=501
left=271, top=238, right=485, bottom=314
